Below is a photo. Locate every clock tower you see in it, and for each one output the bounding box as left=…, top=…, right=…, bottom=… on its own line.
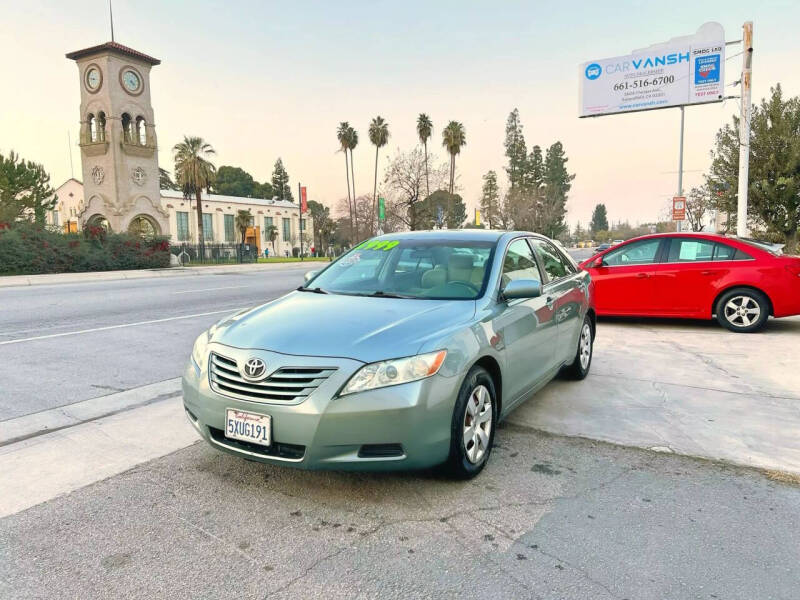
left=66, top=42, right=168, bottom=235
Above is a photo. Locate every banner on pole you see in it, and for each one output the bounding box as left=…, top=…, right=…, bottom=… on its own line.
left=579, top=22, right=725, bottom=118
left=672, top=196, right=686, bottom=221
left=300, top=186, right=308, bottom=213
left=475, top=209, right=482, bottom=227
left=378, top=197, right=385, bottom=221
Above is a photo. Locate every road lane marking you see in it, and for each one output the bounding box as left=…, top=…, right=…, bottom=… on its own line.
left=172, top=285, right=253, bottom=294
left=0, top=307, right=246, bottom=346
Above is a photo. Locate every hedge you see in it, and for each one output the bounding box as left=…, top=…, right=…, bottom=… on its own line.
left=0, top=222, right=171, bottom=275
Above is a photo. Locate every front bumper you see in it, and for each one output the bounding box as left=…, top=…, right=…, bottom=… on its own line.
left=182, top=344, right=458, bottom=471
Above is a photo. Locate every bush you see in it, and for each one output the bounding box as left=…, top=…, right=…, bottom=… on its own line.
left=0, top=222, right=170, bottom=275
left=292, top=246, right=300, bottom=258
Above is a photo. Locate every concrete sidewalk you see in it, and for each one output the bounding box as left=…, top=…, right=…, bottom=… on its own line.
left=507, top=315, right=800, bottom=476
left=0, top=259, right=330, bottom=288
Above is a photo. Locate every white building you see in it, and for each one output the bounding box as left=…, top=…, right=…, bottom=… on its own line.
left=51, top=179, right=311, bottom=256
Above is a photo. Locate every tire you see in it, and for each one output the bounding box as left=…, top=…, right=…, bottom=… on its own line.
left=444, top=366, right=497, bottom=479
left=562, top=315, right=593, bottom=380
left=715, top=288, right=770, bottom=333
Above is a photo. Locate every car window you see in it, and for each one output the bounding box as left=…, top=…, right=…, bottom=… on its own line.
left=530, top=239, right=570, bottom=280
left=502, top=239, right=542, bottom=285
left=308, top=238, right=495, bottom=300
left=602, top=239, right=661, bottom=266
left=667, top=239, right=715, bottom=262
left=714, top=243, right=752, bottom=261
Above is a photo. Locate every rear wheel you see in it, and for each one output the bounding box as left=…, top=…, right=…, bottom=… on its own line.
left=562, top=316, right=593, bottom=380
left=445, top=366, right=497, bottom=479
left=715, top=288, right=769, bottom=333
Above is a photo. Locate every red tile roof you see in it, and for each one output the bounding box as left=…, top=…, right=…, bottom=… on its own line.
left=66, top=41, right=160, bottom=65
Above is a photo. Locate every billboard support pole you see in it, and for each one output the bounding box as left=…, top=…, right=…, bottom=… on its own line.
left=677, top=105, right=685, bottom=232
left=737, top=21, right=753, bottom=238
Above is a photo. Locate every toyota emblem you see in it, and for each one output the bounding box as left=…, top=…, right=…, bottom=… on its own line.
left=241, top=357, right=267, bottom=380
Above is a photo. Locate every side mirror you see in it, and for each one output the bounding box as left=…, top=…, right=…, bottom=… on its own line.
left=501, top=279, right=542, bottom=301
left=304, top=270, right=318, bottom=283
left=590, top=257, right=604, bottom=268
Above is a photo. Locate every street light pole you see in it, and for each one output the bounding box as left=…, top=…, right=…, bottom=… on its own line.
left=677, top=105, right=685, bottom=233
left=737, top=21, right=753, bottom=238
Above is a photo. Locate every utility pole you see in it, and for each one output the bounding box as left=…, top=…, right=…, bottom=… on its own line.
left=736, top=21, right=753, bottom=238
left=676, top=106, right=685, bottom=232
left=298, top=182, right=303, bottom=261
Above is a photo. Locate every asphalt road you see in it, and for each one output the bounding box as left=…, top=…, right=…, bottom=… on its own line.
left=1, top=426, right=798, bottom=599
left=0, top=268, right=308, bottom=420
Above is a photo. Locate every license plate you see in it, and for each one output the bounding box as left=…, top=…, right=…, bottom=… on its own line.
left=225, top=409, right=271, bottom=447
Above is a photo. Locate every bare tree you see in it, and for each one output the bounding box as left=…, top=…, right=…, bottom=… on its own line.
left=686, top=186, right=711, bottom=232
left=383, top=147, right=448, bottom=231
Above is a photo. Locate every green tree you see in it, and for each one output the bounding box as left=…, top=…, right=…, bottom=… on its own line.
left=271, top=158, right=293, bottom=202
left=253, top=180, right=274, bottom=199
left=442, top=121, right=466, bottom=194
left=346, top=126, right=359, bottom=239
left=159, top=167, right=179, bottom=191
left=307, top=199, right=333, bottom=255
left=173, top=136, right=216, bottom=251
left=416, top=191, right=466, bottom=230
left=337, top=122, right=355, bottom=239
left=540, top=141, right=574, bottom=238
left=709, top=84, right=800, bottom=252
left=590, top=204, right=609, bottom=236
left=504, top=108, right=528, bottom=190
left=264, top=223, right=278, bottom=254
left=527, top=145, right=544, bottom=193
left=235, top=209, right=252, bottom=254
left=417, top=113, right=433, bottom=197
left=0, top=152, right=57, bottom=226
left=368, top=116, right=390, bottom=232
left=479, top=170, right=501, bottom=229
left=215, top=166, right=255, bottom=197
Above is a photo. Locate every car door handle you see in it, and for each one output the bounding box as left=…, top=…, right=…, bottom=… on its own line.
left=636, top=273, right=650, bottom=279
left=546, top=296, right=555, bottom=308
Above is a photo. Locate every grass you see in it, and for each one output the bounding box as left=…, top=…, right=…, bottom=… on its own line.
left=256, top=257, right=331, bottom=263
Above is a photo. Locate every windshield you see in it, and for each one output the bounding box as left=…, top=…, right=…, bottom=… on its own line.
left=305, top=238, right=496, bottom=300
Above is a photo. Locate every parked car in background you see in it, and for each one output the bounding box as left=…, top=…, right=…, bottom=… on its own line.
left=612, top=239, right=625, bottom=245
left=595, top=242, right=612, bottom=253
left=184, top=230, right=596, bottom=478
left=580, top=232, right=800, bottom=332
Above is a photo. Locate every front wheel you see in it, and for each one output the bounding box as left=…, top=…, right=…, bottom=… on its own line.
left=444, top=366, right=497, bottom=479
left=715, top=288, right=769, bottom=333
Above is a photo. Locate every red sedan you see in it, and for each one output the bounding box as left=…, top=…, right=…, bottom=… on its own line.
left=580, top=233, right=800, bottom=332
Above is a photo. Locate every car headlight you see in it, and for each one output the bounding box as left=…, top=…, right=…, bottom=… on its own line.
left=191, top=331, right=211, bottom=368
left=340, top=350, right=447, bottom=396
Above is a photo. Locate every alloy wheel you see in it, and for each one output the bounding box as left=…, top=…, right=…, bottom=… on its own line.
left=462, top=384, right=492, bottom=464
left=723, top=295, right=761, bottom=328
left=579, top=322, right=592, bottom=370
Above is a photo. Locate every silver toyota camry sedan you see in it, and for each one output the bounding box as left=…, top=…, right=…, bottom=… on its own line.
left=183, top=230, right=595, bottom=478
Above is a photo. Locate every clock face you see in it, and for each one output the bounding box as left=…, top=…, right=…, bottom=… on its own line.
left=85, top=66, right=101, bottom=91
left=122, top=69, right=141, bottom=93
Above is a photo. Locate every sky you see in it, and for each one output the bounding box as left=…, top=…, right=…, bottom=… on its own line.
left=1, top=0, right=799, bottom=229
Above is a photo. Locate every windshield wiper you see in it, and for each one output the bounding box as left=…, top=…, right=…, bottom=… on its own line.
left=296, top=286, right=328, bottom=294
left=368, top=290, right=414, bottom=299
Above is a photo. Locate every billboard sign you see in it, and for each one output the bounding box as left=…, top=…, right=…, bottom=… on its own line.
left=580, top=22, right=725, bottom=117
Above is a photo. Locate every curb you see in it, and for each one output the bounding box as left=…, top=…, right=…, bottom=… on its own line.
left=0, top=260, right=330, bottom=289
left=0, top=378, right=182, bottom=446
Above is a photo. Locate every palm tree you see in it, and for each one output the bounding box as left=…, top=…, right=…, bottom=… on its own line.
left=368, top=116, right=390, bottom=232
left=265, top=224, right=278, bottom=255
left=173, top=136, right=216, bottom=254
left=442, top=121, right=466, bottom=194
left=346, top=125, right=359, bottom=240
left=235, top=209, right=252, bottom=259
left=417, top=114, right=433, bottom=198
left=336, top=122, right=354, bottom=239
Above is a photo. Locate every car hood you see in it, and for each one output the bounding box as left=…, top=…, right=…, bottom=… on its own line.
left=210, top=291, right=476, bottom=363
